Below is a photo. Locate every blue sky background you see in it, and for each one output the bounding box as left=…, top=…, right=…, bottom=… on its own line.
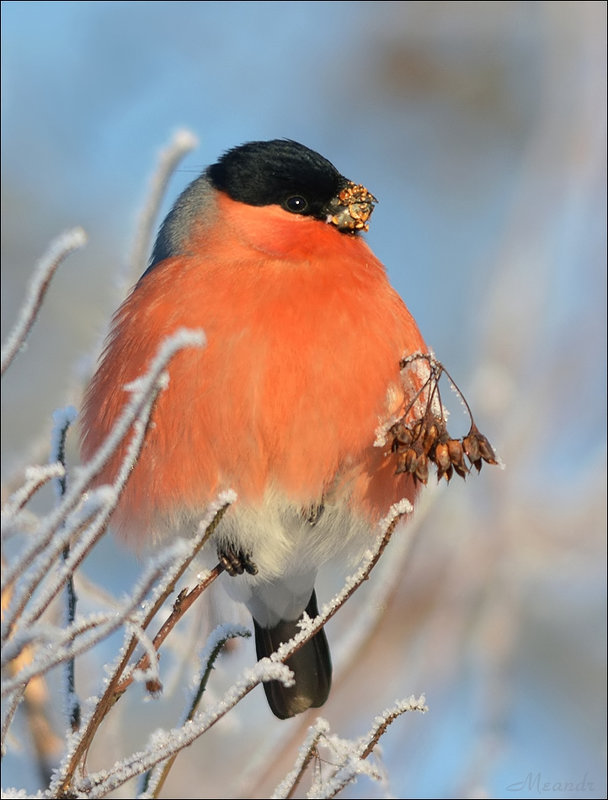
left=2, top=2, right=606, bottom=798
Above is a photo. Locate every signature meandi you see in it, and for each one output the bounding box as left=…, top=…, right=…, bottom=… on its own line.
left=507, top=772, right=595, bottom=794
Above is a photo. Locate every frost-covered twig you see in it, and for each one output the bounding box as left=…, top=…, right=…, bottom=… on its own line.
left=112, top=493, right=234, bottom=694
left=50, top=406, right=81, bottom=731
left=126, top=129, right=198, bottom=286
left=2, top=327, right=204, bottom=595
left=67, top=658, right=293, bottom=799
left=116, top=564, right=224, bottom=695
left=239, top=491, right=433, bottom=800
left=1, top=688, right=24, bottom=758
left=1, top=329, right=207, bottom=759
left=1, top=415, right=153, bottom=651
left=1, top=554, right=177, bottom=753
left=1, top=551, right=177, bottom=699
left=1, top=463, right=65, bottom=535
left=1, top=132, right=197, bottom=508
left=143, top=623, right=251, bottom=798
left=0, top=227, right=87, bottom=377
left=1, top=496, right=105, bottom=669
left=187, top=623, right=253, bottom=721
left=271, top=718, right=331, bottom=800
left=332, top=485, right=435, bottom=674
left=0, top=579, right=62, bottom=783
left=238, top=498, right=418, bottom=798
left=308, top=696, right=428, bottom=799
left=1, top=328, right=205, bottom=638
left=269, top=499, right=413, bottom=672
left=360, top=695, right=428, bottom=759
left=52, top=493, right=234, bottom=798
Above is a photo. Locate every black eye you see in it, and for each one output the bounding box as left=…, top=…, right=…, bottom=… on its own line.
left=284, top=195, right=308, bottom=213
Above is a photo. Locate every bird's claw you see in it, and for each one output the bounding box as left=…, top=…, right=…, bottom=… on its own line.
left=218, top=544, right=258, bottom=576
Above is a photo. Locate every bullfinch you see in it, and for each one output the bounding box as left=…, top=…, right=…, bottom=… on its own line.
left=80, top=139, right=427, bottom=719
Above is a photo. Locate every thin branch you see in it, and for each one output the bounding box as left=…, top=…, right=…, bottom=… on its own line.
left=332, top=487, right=435, bottom=674
left=0, top=331, right=206, bottom=757
left=51, top=495, right=233, bottom=799
left=116, top=563, right=224, bottom=695
left=59, top=500, right=411, bottom=798
left=126, top=129, right=198, bottom=286
left=1, top=228, right=87, bottom=376
left=240, top=492, right=434, bottom=800
left=144, top=624, right=251, bottom=798
left=1, top=463, right=65, bottom=535
left=0, top=569, right=62, bottom=786
left=0, top=552, right=180, bottom=756
left=50, top=407, right=81, bottom=732
left=269, top=499, right=413, bottom=670
left=2, top=547, right=180, bottom=696
left=1, top=328, right=205, bottom=635
left=1, top=388, right=158, bottom=647
left=271, top=719, right=330, bottom=800
left=4, top=608, right=137, bottom=697
left=359, top=695, right=428, bottom=760
left=0, top=689, right=23, bottom=755
left=320, top=695, right=428, bottom=799
left=75, top=659, right=293, bottom=799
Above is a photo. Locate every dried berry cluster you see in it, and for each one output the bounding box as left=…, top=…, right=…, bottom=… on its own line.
left=390, top=354, right=497, bottom=485
left=331, top=182, right=378, bottom=232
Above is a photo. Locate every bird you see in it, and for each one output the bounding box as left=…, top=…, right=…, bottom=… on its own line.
left=80, top=139, right=427, bottom=719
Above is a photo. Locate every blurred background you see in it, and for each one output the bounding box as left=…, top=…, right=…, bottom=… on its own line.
left=1, top=2, right=606, bottom=798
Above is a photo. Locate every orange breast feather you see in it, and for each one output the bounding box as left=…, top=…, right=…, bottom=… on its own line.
left=80, top=195, right=426, bottom=539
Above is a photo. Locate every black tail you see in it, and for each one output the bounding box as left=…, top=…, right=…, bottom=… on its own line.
left=253, top=590, right=332, bottom=719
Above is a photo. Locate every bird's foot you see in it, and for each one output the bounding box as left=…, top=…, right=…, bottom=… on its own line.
left=218, top=544, right=258, bottom=576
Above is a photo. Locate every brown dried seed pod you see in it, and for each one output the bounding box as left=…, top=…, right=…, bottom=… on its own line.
left=422, top=422, right=438, bottom=453
left=447, top=438, right=463, bottom=462
left=434, top=442, right=451, bottom=473
left=447, top=439, right=468, bottom=478
left=452, top=461, right=469, bottom=479
left=477, top=433, right=498, bottom=464
left=393, top=423, right=413, bottom=448
left=410, top=420, right=423, bottom=441
left=395, top=451, right=408, bottom=474
left=434, top=420, right=449, bottom=447
left=437, top=464, right=454, bottom=483
left=463, top=433, right=481, bottom=464
left=405, top=448, right=418, bottom=473
left=415, top=453, right=429, bottom=483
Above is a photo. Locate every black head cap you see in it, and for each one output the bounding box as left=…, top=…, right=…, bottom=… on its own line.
left=143, top=140, right=371, bottom=280
left=207, top=139, right=351, bottom=222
